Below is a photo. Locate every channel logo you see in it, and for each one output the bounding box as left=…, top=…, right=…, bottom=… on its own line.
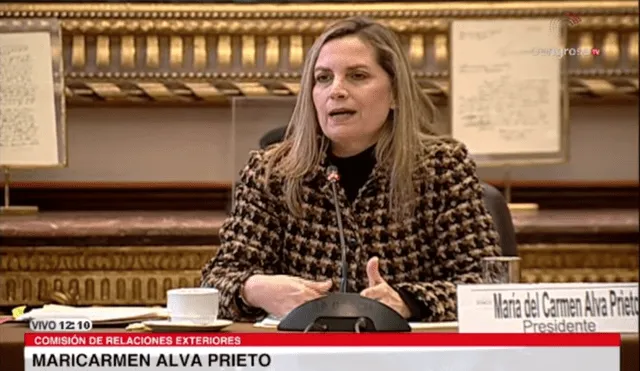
left=549, top=12, right=582, bottom=35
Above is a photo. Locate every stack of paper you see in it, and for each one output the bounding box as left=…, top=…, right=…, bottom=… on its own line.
left=17, top=305, right=169, bottom=325
left=254, top=315, right=281, bottom=328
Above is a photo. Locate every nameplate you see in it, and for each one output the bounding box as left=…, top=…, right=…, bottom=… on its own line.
left=457, top=283, right=639, bottom=333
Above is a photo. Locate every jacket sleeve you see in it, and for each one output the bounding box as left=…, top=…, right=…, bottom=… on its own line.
left=392, top=141, right=502, bottom=322
left=200, top=151, right=283, bottom=322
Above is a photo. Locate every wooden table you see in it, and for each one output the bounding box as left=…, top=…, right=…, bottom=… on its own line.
left=1, top=321, right=637, bottom=371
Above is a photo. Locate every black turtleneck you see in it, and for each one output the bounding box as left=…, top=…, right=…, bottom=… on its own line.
left=326, top=144, right=428, bottom=321
left=327, top=145, right=376, bottom=203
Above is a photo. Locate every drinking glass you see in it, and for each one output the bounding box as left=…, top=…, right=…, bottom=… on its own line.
left=481, top=257, right=521, bottom=283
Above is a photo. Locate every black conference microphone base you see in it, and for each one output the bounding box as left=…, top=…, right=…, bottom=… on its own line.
left=277, top=292, right=411, bottom=333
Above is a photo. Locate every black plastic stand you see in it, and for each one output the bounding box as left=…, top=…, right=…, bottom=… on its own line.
left=277, top=292, right=411, bottom=332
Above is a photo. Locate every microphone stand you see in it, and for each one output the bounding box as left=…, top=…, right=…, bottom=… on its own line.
left=330, top=180, right=349, bottom=294
left=277, top=167, right=411, bottom=333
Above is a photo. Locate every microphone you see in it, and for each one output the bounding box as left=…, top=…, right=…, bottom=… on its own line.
left=277, top=165, right=411, bottom=333
left=326, top=165, right=349, bottom=293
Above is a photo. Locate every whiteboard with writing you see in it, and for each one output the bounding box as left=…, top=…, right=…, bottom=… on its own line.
left=457, top=283, right=639, bottom=333
left=450, top=19, right=567, bottom=162
left=0, top=19, right=65, bottom=167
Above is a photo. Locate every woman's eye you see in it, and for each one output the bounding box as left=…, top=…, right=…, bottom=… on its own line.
left=315, top=74, right=330, bottom=83
left=351, top=72, right=367, bottom=80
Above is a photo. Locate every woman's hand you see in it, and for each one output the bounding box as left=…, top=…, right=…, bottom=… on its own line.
left=242, top=274, right=333, bottom=318
left=360, top=257, right=412, bottom=319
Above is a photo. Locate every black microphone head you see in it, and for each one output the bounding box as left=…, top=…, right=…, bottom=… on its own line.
left=327, top=165, right=340, bottom=183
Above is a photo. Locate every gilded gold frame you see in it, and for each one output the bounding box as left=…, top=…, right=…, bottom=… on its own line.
left=0, top=1, right=637, bottom=106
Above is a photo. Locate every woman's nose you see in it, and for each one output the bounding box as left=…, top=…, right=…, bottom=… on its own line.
left=329, top=80, right=348, bottom=99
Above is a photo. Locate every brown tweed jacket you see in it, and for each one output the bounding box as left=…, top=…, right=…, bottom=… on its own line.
left=201, top=138, right=502, bottom=322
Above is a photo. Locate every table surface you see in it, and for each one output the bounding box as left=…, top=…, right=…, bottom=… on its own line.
left=1, top=320, right=638, bottom=371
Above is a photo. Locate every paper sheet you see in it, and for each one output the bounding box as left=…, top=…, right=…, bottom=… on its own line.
left=0, top=31, right=61, bottom=166
left=17, top=305, right=168, bottom=323
left=450, top=19, right=562, bottom=155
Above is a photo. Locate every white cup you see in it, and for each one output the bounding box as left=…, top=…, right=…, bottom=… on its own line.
left=166, top=288, right=219, bottom=325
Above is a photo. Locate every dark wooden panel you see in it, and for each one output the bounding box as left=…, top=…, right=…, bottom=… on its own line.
left=2, top=181, right=637, bottom=212
left=2, top=182, right=232, bottom=212
left=490, top=181, right=639, bottom=210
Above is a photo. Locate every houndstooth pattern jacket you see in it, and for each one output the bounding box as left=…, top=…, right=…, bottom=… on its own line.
left=201, top=138, right=501, bottom=322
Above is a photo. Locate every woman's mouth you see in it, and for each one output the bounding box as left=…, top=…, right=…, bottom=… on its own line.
left=328, top=109, right=356, bottom=122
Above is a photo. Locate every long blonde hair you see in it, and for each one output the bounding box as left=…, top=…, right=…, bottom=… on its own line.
left=265, top=16, right=442, bottom=219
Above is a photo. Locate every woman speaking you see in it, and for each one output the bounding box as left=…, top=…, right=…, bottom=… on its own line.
left=201, top=16, right=501, bottom=323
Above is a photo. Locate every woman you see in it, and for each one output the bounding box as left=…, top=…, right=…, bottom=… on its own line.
left=201, top=17, right=501, bottom=322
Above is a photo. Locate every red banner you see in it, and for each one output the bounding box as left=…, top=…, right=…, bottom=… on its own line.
left=25, top=333, right=621, bottom=347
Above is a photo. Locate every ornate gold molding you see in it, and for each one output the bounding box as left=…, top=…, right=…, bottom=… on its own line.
left=519, top=243, right=639, bottom=283
left=0, top=246, right=211, bottom=306
left=1, top=243, right=638, bottom=307
left=1, top=1, right=637, bottom=105
left=60, top=77, right=638, bottom=106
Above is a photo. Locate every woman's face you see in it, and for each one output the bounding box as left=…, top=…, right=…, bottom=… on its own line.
left=312, top=35, right=394, bottom=157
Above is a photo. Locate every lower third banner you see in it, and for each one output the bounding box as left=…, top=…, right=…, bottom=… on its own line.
left=24, top=333, right=620, bottom=371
